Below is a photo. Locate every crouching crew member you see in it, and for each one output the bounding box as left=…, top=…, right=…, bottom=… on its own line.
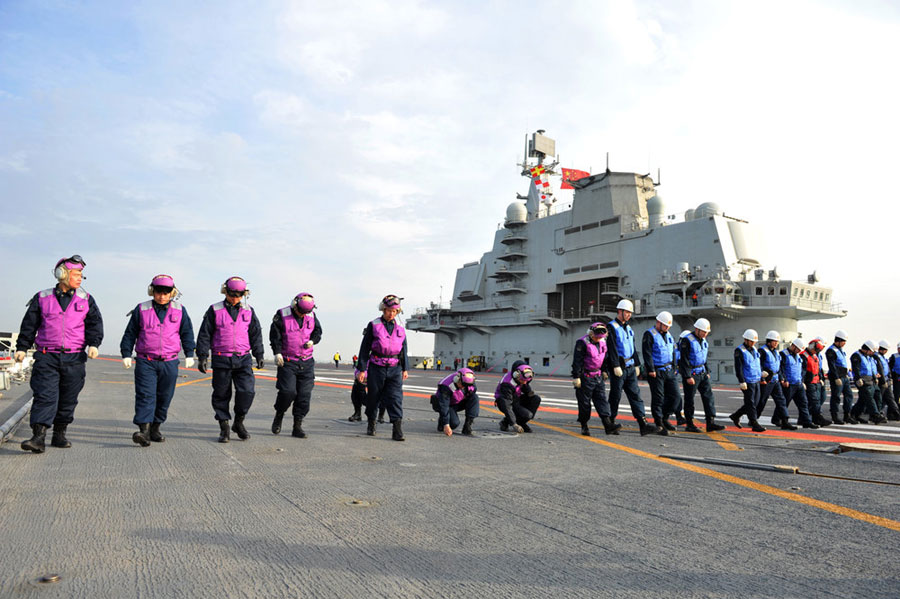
left=356, top=295, right=408, bottom=441
left=572, top=322, right=619, bottom=436
left=270, top=293, right=321, bottom=438
left=431, top=367, right=479, bottom=436
left=494, top=361, right=541, bottom=433
left=120, top=274, right=195, bottom=446
left=606, top=299, right=656, bottom=436
left=642, top=311, right=681, bottom=436
left=825, top=330, right=854, bottom=424
left=889, top=342, right=900, bottom=421
left=730, top=329, right=766, bottom=432
left=778, top=338, right=810, bottom=429
left=802, top=338, right=831, bottom=427
left=679, top=318, right=725, bottom=432
left=16, top=255, right=103, bottom=453
left=849, top=340, right=880, bottom=424
left=875, top=340, right=898, bottom=421
left=196, top=276, right=265, bottom=443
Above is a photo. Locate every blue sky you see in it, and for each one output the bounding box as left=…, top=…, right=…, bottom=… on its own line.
left=2, top=0, right=900, bottom=358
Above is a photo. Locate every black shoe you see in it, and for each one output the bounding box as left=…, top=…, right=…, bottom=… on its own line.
left=580, top=423, right=591, bottom=436
left=831, top=413, right=844, bottom=425
left=872, top=414, right=887, bottom=424
left=348, top=409, right=362, bottom=422
left=231, top=414, right=250, bottom=440
left=601, top=417, right=620, bottom=435
left=638, top=417, right=658, bottom=436
left=132, top=423, right=151, bottom=447
left=367, top=419, right=376, bottom=436
left=845, top=414, right=859, bottom=425
left=149, top=422, right=165, bottom=442
left=771, top=415, right=783, bottom=427
left=291, top=417, right=306, bottom=438
left=684, top=420, right=702, bottom=433
left=218, top=420, right=230, bottom=443
left=662, top=418, right=677, bottom=432
left=856, top=416, right=869, bottom=424
left=780, top=421, right=798, bottom=430
left=377, top=408, right=386, bottom=424
left=21, top=424, right=47, bottom=453
left=801, top=422, right=819, bottom=429
left=462, top=418, right=474, bottom=436
left=813, top=414, right=832, bottom=427
left=51, top=423, right=72, bottom=448
left=392, top=419, right=405, bottom=441
left=272, top=411, right=285, bottom=434
left=729, top=413, right=743, bottom=429
left=519, top=421, right=533, bottom=433
left=675, top=413, right=686, bottom=426
left=654, top=419, right=669, bottom=436
left=706, top=419, right=726, bottom=432
left=749, top=420, right=766, bottom=433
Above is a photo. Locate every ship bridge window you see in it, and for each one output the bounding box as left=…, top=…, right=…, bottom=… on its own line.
left=767, top=287, right=775, bottom=296
left=582, top=222, right=599, bottom=231
left=825, top=293, right=830, bottom=301
left=713, top=339, right=722, bottom=347
left=755, top=287, right=763, bottom=296
left=780, top=287, right=787, bottom=295
left=543, top=357, right=550, bottom=367
left=805, top=290, right=810, bottom=298
left=724, top=337, right=735, bottom=346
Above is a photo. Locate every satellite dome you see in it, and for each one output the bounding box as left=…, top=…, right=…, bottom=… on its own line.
left=646, top=195, right=665, bottom=215
left=505, top=201, right=527, bottom=224
left=684, top=208, right=695, bottom=221
left=695, top=202, right=722, bottom=218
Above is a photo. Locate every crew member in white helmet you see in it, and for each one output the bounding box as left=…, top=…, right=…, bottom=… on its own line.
left=825, top=330, right=854, bottom=424
left=641, top=311, right=681, bottom=436
left=677, top=318, right=724, bottom=432
left=606, top=299, right=657, bottom=436
left=730, top=329, right=766, bottom=432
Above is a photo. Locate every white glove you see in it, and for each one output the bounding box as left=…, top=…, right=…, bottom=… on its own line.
left=739, top=382, right=748, bottom=391
left=573, top=378, right=581, bottom=389
left=613, top=366, right=623, bottom=378
left=122, top=357, right=132, bottom=369
left=303, top=341, right=313, bottom=349
left=634, top=366, right=641, bottom=377
left=856, top=379, right=864, bottom=388
left=87, top=346, right=99, bottom=359
left=14, top=351, right=26, bottom=362
left=762, top=370, right=770, bottom=379
left=836, top=378, right=843, bottom=387
left=185, top=357, right=195, bottom=369
left=276, top=354, right=285, bottom=367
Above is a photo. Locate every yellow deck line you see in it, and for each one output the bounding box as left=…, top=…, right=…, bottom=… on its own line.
left=176, top=376, right=212, bottom=388
left=706, top=430, right=743, bottom=451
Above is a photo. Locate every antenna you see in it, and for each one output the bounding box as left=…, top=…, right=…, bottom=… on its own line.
left=605, top=152, right=610, bottom=174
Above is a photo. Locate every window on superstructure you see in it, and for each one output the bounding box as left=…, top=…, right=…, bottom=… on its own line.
left=767, top=287, right=775, bottom=296
left=780, top=287, right=787, bottom=295
left=755, top=287, right=763, bottom=296
left=543, top=357, right=550, bottom=366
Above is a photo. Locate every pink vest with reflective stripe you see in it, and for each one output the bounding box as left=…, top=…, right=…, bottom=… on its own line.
left=439, top=373, right=467, bottom=405
left=280, top=307, right=315, bottom=361
left=135, top=300, right=183, bottom=359
left=369, top=318, right=405, bottom=367
left=580, top=334, right=607, bottom=376
left=34, top=288, right=90, bottom=351
left=210, top=302, right=251, bottom=354
left=493, top=371, right=524, bottom=401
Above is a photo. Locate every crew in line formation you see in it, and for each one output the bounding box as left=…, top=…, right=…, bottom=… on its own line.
left=12, top=258, right=900, bottom=452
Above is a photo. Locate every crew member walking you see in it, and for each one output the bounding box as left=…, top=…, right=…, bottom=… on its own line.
left=642, top=311, right=681, bottom=436
left=678, top=318, right=725, bottom=432
left=731, top=331, right=784, bottom=428
left=431, top=367, right=479, bottom=436
left=270, top=293, right=321, bottom=438
left=778, top=338, right=810, bottom=429
left=120, top=274, right=195, bottom=446
left=802, top=338, right=831, bottom=427
left=195, top=276, right=265, bottom=443
left=571, top=322, right=618, bottom=436
left=849, top=340, right=880, bottom=424
left=606, top=299, right=656, bottom=435
left=825, top=330, right=854, bottom=424
left=730, top=329, right=766, bottom=432
left=889, top=342, right=900, bottom=421
left=333, top=352, right=340, bottom=368
left=15, top=256, right=103, bottom=453
left=874, top=340, right=895, bottom=422
left=494, top=361, right=542, bottom=433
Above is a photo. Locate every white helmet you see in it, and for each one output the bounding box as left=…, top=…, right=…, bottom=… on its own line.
left=693, top=318, right=711, bottom=333
left=680, top=330, right=691, bottom=338
left=834, top=329, right=848, bottom=341
left=742, top=329, right=758, bottom=342
left=656, top=311, right=673, bottom=326
left=765, top=330, right=781, bottom=342
left=616, top=299, right=634, bottom=313
left=791, top=338, right=805, bottom=350
left=863, top=339, right=878, bottom=352
left=879, top=339, right=891, bottom=350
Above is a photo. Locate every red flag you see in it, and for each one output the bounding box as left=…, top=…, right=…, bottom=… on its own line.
left=560, top=168, right=590, bottom=189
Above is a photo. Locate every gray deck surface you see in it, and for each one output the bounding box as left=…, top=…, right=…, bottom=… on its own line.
left=1, top=359, right=898, bottom=598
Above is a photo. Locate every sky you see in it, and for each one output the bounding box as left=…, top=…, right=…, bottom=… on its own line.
left=2, top=0, right=900, bottom=360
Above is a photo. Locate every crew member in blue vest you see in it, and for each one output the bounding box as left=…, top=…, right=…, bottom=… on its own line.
left=672, top=330, right=689, bottom=426
left=874, top=340, right=895, bottom=422
left=15, top=255, right=104, bottom=453
left=825, top=330, right=854, bottom=424
left=606, top=299, right=657, bottom=436
left=572, top=322, right=619, bottom=436
left=849, top=340, right=880, bottom=424
left=494, top=361, right=542, bottom=433
left=730, top=329, right=766, bottom=432
left=888, top=342, right=900, bottom=421
left=431, top=367, right=479, bottom=436
left=196, top=276, right=265, bottom=443
left=678, top=318, right=725, bottom=432
left=732, top=330, right=785, bottom=427
left=120, top=274, right=195, bottom=446
left=778, top=338, right=810, bottom=429
left=356, top=294, right=409, bottom=441
left=801, top=338, right=831, bottom=427
left=641, top=311, right=681, bottom=436
left=269, top=292, right=322, bottom=438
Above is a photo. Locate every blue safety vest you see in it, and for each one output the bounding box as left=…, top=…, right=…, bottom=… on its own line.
left=760, top=345, right=781, bottom=382
left=780, top=349, right=802, bottom=385
left=875, top=353, right=889, bottom=377
left=650, top=328, right=675, bottom=367
left=853, top=351, right=877, bottom=377
left=686, top=333, right=708, bottom=374
left=739, top=345, right=761, bottom=383
left=828, top=344, right=849, bottom=370
left=892, top=353, right=900, bottom=376
left=609, top=320, right=635, bottom=365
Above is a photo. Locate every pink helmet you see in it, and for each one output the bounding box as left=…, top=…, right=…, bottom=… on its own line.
left=379, top=294, right=403, bottom=311
left=455, top=367, right=476, bottom=386
left=53, top=255, right=86, bottom=281
left=589, top=322, right=608, bottom=338
left=151, top=274, right=175, bottom=288
left=292, top=293, right=316, bottom=314
left=513, top=364, right=534, bottom=383
left=221, top=276, right=248, bottom=295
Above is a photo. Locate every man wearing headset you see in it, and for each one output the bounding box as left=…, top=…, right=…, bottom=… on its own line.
left=195, top=276, right=265, bottom=443
left=494, top=360, right=542, bottom=433
left=571, top=322, right=619, bottom=436
left=431, top=367, right=479, bottom=436
left=120, top=274, right=196, bottom=446
left=269, top=292, right=322, bottom=439
left=15, top=255, right=104, bottom=453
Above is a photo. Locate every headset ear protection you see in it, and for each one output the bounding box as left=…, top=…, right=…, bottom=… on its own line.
left=221, top=277, right=249, bottom=297
left=53, top=255, right=86, bottom=282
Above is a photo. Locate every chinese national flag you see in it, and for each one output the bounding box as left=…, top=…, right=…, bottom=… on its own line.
left=560, top=168, right=590, bottom=189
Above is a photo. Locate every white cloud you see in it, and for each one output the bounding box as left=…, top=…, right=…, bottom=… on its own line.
left=0, top=151, right=29, bottom=172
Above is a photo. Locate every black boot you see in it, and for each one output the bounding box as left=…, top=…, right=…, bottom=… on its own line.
left=675, top=412, right=686, bottom=426
left=780, top=420, right=798, bottom=430
left=831, top=412, right=844, bottom=425
left=462, top=417, right=474, bottom=436
left=661, top=415, right=676, bottom=432
left=377, top=407, right=386, bottom=423
left=684, top=419, right=702, bottom=433
left=218, top=420, right=230, bottom=443
left=292, top=417, right=306, bottom=438
left=653, top=418, right=669, bottom=436
left=813, top=413, right=832, bottom=427
left=706, top=418, right=725, bottom=432
left=601, top=416, right=620, bottom=435
left=845, top=413, right=858, bottom=425
left=392, top=419, right=405, bottom=441
left=21, top=424, right=47, bottom=453
left=638, top=416, right=658, bottom=436
left=749, top=420, right=766, bottom=433
left=132, top=423, right=151, bottom=447
left=231, top=414, right=250, bottom=440
left=51, top=423, right=72, bottom=448
left=729, top=413, right=743, bottom=429
left=348, top=408, right=362, bottom=422
left=580, top=422, right=591, bottom=436
left=518, top=421, right=532, bottom=433
left=149, top=422, right=165, bottom=442
left=367, top=419, right=376, bottom=436
left=272, top=410, right=285, bottom=434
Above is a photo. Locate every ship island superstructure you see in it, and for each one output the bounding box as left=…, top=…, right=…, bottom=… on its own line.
left=408, top=132, right=846, bottom=383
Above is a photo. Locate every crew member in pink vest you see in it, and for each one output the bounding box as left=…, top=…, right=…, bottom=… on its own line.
left=269, top=292, right=322, bottom=439
left=15, top=255, right=104, bottom=453
left=356, top=294, right=409, bottom=441
left=195, top=276, right=265, bottom=443
left=494, top=361, right=542, bottom=433
left=119, top=275, right=196, bottom=447
left=571, top=322, right=619, bottom=436
left=430, top=367, right=479, bottom=436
